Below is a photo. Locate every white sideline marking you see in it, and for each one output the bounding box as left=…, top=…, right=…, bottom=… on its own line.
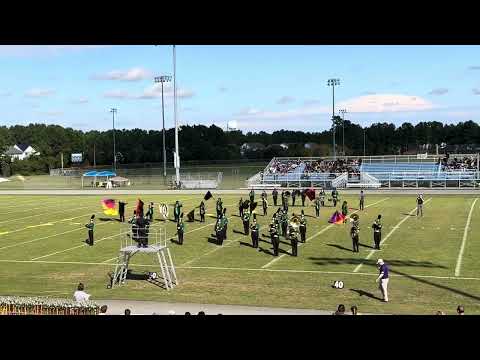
left=0, top=210, right=106, bottom=237
left=0, top=197, right=95, bottom=216
left=31, top=230, right=129, bottom=260
left=1, top=259, right=480, bottom=282
left=455, top=198, right=478, bottom=277
left=182, top=236, right=244, bottom=266
left=0, top=204, right=95, bottom=225
left=262, top=197, right=390, bottom=269
left=353, top=198, right=432, bottom=273
left=0, top=221, right=112, bottom=252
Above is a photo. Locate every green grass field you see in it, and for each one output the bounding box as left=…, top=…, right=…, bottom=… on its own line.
left=0, top=193, right=479, bottom=314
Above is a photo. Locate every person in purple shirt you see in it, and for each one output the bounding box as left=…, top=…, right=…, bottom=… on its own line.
left=376, top=259, right=389, bottom=302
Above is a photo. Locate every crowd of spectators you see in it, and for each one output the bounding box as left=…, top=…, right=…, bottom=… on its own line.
left=265, top=158, right=361, bottom=176
left=439, top=154, right=477, bottom=172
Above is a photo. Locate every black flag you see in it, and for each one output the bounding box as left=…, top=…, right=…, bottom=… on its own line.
left=187, top=209, right=195, bottom=222
left=242, top=200, right=250, bottom=209
left=250, top=202, right=258, bottom=211
left=204, top=191, right=213, bottom=201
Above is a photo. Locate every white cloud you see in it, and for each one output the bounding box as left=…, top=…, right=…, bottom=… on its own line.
left=71, top=97, right=89, bottom=104
left=235, top=94, right=434, bottom=123
left=277, top=96, right=295, bottom=104
left=137, top=83, right=194, bottom=99
left=0, top=45, right=107, bottom=57
left=92, top=67, right=152, bottom=81
left=38, top=111, right=64, bottom=117
left=428, top=88, right=449, bottom=96
left=103, top=90, right=131, bottom=99
left=235, top=107, right=262, bottom=116
left=338, top=94, right=434, bottom=113
left=304, top=99, right=322, bottom=106
left=25, top=88, right=55, bottom=98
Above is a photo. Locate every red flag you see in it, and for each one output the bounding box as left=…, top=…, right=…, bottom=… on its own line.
left=305, top=188, right=316, bottom=201
left=136, top=199, right=144, bottom=216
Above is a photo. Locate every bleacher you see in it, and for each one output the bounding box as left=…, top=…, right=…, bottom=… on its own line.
left=247, top=155, right=479, bottom=189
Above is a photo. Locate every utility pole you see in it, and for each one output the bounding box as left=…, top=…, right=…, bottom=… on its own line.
left=327, top=78, right=340, bottom=160
left=154, top=75, right=172, bottom=178
left=173, top=45, right=180, bottom=187
left=339, top=108, right=347, bottom=157
left=110, top=108, right=117, bottom=171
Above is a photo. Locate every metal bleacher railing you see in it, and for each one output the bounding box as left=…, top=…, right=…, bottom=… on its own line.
left=248, top=154, right=480, bottom=189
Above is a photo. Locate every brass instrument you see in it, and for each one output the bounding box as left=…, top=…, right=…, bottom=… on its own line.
left=289, top=214, right=301, bottom=230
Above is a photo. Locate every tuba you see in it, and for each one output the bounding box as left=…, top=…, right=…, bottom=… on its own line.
left=289, top=215, right=301, bottom=230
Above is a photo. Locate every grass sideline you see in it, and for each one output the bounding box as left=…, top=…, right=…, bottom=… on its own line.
left=0, top=193, right=479, bottom=314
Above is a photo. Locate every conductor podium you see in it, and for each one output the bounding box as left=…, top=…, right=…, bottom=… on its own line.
left=110, top=223, right=178, bottom=290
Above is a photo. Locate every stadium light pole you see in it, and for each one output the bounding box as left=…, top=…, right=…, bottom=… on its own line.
left=327, top=78, right=340, bottom=160
left=339, top=108, right=347, bottom=157
left=363, top=128, right=366, bottom=157
left=173, top=45, right=180, bottom=187
left=110, top=108, right=117, bottom=171
left=154, top=75, right=172, bottom=178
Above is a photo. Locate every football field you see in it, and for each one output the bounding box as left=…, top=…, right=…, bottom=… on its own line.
left=0, top=193, right=479, bottom=314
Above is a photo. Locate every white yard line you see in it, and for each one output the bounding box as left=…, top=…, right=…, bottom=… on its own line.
left=0, top=221, right=112, bottom=252
left=455, top=198, right=478, bottom=277
left=0, top=210, right=107, bottom=237
left=31, top=230, right=129, bottom=260
left=262, top=197, right=390, bottom=269
left=182, top=236, right=244, bottom=266
left=0, top=204, right=96, bottom=225
left=353, top=198, right=432, bottom=273
left=0, top=197, right=97, bottom=216
left=40, top=201, right=238, bottom=262
left=1, top=258, right=480, bottom=282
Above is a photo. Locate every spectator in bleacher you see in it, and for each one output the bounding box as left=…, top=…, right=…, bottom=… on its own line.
left=99, top=305, right=108, bottom=315
left=73, top=283, right=90, bottom=302
left=351, top=305, right=358, bottom=315
left=124, top=309, right=131, bottom=315
left=457, top=305, right=465, bottom=315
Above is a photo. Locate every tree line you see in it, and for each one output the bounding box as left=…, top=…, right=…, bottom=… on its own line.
left=1, top=119, right=479, bottom=176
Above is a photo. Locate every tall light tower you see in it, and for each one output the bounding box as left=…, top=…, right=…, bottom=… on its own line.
left=327, top=78, right=340, bottom=160
left=173, top=45, right=180, bottom=187
left=339, top=108, right=347, bottom=156
left=110, top=108, right=117, bottom=171
left=154, top=75, right=172, bottom=178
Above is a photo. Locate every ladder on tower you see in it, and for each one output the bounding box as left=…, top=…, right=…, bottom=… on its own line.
left=110, top=224, right=178, bottom=290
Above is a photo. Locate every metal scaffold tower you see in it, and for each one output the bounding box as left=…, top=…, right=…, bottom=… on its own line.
left=110, top=223, right=178, bottom=290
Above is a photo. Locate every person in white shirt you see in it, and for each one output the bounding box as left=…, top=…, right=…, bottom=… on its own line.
left=73, top=283, right=90, bottom=302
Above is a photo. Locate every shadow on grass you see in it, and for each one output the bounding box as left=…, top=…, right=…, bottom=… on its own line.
left=308, top=257, right=449, bottom=269
left=401, top=213, right=417, bottom=217
left=359, top=243, right=375, bottom=249
left=350, top=288, right=383, bottom=301
left=390, top=268, right=480, bottom=302
left=326, top=243, right=353, bottom=252
left=207, top=237, right=222, bottom=246
left=233, top=229, right=247, bottom=235
left=239, top=241, right=254, bottom=248
left=98, top=218, right=118, bottom=222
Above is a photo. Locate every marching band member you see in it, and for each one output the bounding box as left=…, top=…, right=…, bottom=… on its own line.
left=199, top=201, right=206, bottom=223
left=299, top=210, right=307, bottom=243
left=314, top=197, right=321, bottom=217
left=174, top=201, right=182, bottom=223
left=85, top=215, right=95, bottom=246
left=272, top=188, right=278, bottom=206
left=250, top=217, right=259, bottom=248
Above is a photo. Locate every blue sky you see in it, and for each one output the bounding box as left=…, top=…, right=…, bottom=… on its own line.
left=1, top=45, right=480, bottom=132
